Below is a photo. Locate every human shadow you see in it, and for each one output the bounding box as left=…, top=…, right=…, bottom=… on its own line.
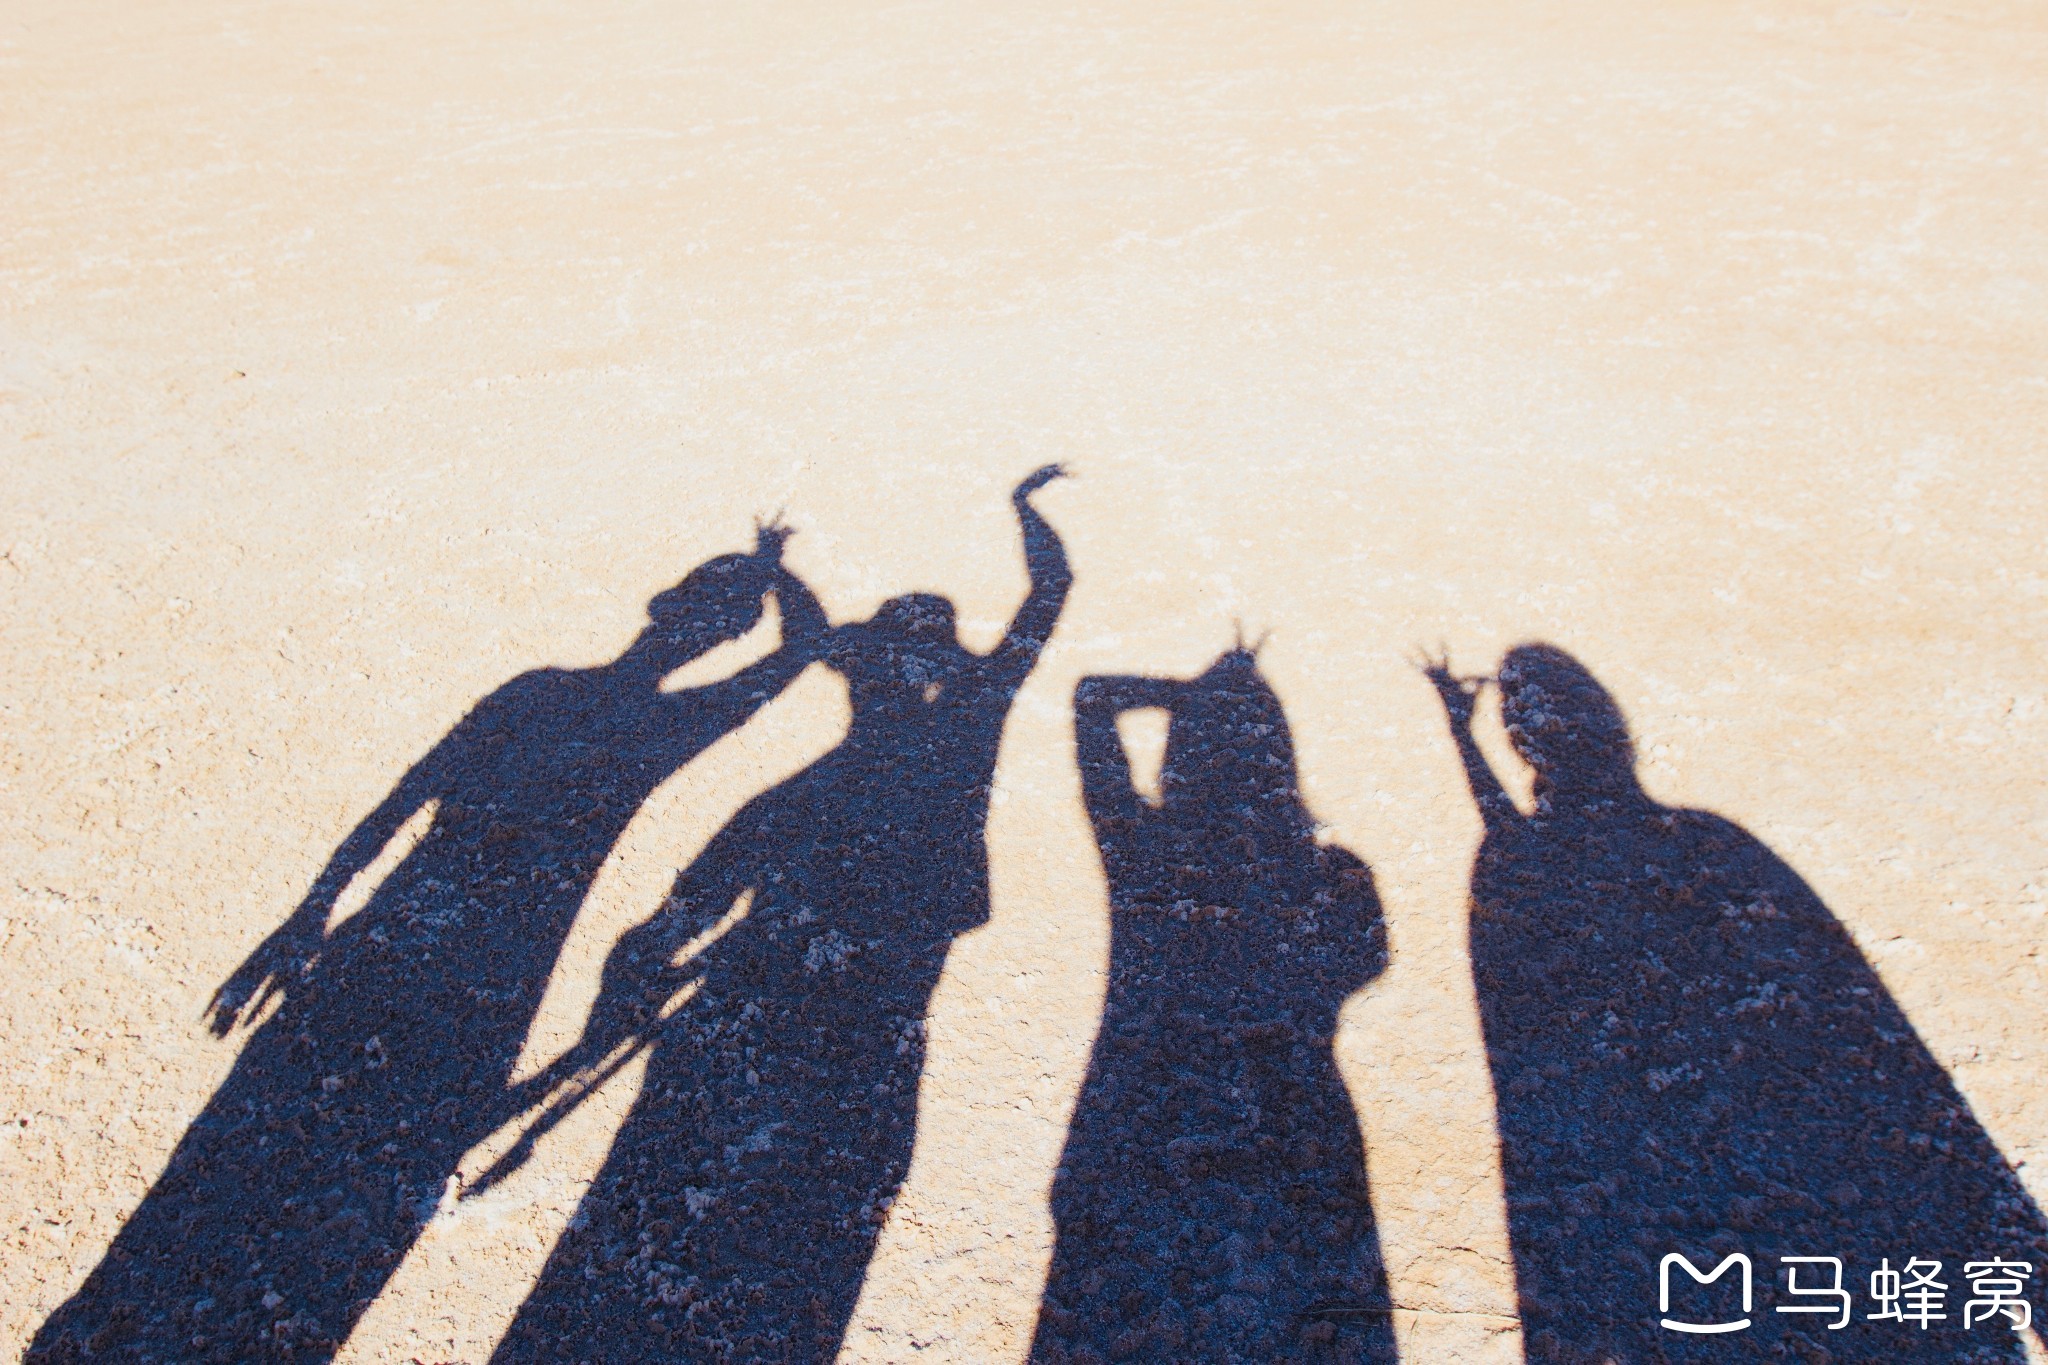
left=1031, top=650, right=1398, bottom=1365
left=30, top=529, right=824, bottom=1363
left=482, top=466, right=1072, bottom=1363
left=1426, top=643, right=2048, bottom=1363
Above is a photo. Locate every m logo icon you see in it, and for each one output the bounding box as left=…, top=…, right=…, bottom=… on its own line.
left=1659, top=1252, right=1753, bottom=1334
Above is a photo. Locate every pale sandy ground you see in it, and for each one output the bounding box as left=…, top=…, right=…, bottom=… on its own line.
left=4, top=1, right=2047, bottom=1360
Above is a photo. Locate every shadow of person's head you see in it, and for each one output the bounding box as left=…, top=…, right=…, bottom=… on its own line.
left=1498, top=643, right=1639, bottom=802
left=1159, top=648, right=1311, bottom=839
left=635, top=551, right=774, bottom=672
left=830, top=592, right=968, bottom=701
left=862, top=592, right=958, bottom=647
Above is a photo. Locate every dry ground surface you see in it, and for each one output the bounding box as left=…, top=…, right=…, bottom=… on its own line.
left=4, top=0, right=2047, bottom=1360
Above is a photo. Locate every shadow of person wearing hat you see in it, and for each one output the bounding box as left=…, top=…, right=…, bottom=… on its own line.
left=32, top=527, right=824, bottom=1364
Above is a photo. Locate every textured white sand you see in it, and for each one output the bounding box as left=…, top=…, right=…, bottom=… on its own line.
left=4, top=1, right=2046, bottom=1359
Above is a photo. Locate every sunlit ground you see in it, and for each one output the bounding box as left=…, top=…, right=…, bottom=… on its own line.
left=4, top=2, right=2047, bottom=1360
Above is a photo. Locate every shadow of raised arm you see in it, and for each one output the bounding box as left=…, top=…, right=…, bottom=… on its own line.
left=1074, top=674, right=1184, bottom=830
left=994, top=465, right=1072, bottom=676
left=1419, top=646, right=1517, bottom=831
